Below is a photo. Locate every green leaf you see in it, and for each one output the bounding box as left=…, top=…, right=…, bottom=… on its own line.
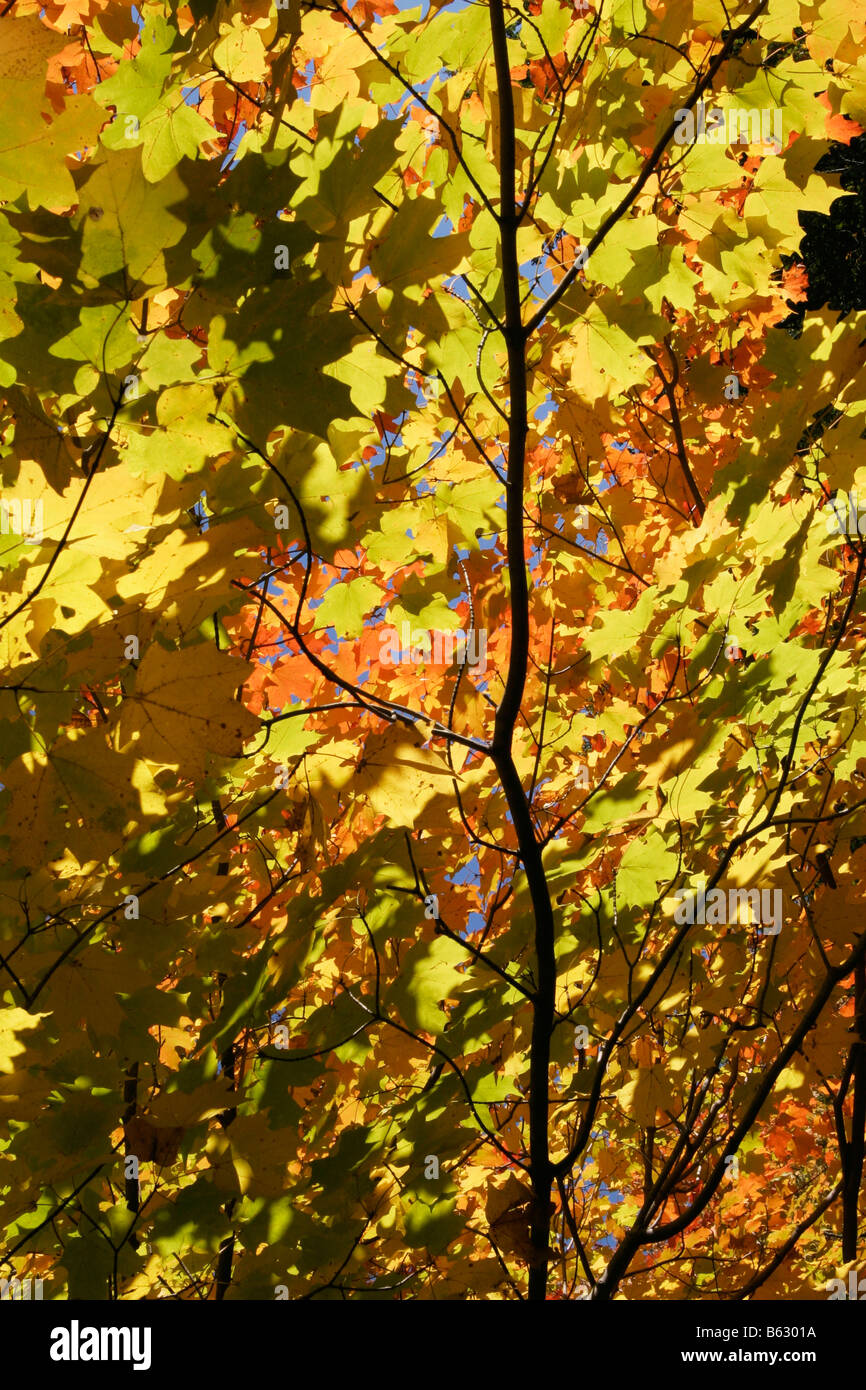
left=311, top=576, right=381, bottom=637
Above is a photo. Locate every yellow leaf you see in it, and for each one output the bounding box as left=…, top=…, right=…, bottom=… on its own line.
left=0, top=1008, right=47, bottom=1074
left=354, top=727, right=458, bottom=828
left=213, top=21, right=269, bottom=84
left=116, top=643, right=260, bottom=773
left=617, top=1065, right=676, bottom=1126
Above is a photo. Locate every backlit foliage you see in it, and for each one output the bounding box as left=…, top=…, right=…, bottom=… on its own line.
left=1, top=0, right=866, bottom=1301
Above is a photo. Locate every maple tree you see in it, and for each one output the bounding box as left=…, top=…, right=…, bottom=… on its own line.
left=1, top=0, right=866, bottom=1304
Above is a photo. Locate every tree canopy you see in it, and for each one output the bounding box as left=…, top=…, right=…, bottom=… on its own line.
left=2, top=0, right=866, bottom=1303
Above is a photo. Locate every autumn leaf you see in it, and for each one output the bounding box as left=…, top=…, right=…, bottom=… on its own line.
left=2, top=0, right=866, bottom=1316
left=115, top=643, right=259, bottom=771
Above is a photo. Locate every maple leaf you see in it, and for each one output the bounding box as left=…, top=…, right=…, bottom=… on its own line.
left=2, top=0, right=866, bottom=1315
left=115, top=643, right=260, bottom=773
